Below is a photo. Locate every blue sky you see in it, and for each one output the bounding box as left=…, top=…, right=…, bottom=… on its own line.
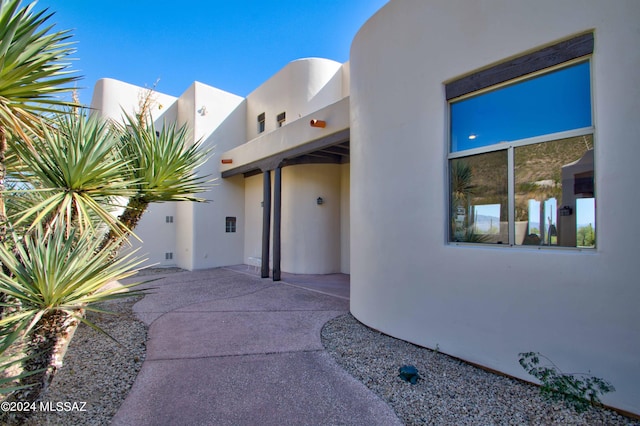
left=450, top=61, right=591, bottom=152
left=36, top=0, right=388, bottom=104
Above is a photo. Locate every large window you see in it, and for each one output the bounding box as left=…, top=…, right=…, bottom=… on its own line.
left=448, top=55, right=594, bottom=248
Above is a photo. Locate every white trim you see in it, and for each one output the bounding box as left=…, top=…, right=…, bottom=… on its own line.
left=507, top=146, right=515, bottom=246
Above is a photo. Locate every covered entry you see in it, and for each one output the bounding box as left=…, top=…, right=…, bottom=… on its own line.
left=222, top=129, right=350, bottom=280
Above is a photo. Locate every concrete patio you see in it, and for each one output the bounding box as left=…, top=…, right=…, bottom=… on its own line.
left=111, top=266, right=401, bottom=425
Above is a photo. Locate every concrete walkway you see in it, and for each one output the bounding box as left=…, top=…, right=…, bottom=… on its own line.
left=112, top=267, right=401, bottom=426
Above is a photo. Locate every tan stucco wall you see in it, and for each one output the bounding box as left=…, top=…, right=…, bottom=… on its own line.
left=350, top=0, right=640, bottom=414
left=243, top=164, right=347, bottom=275
left=281, top=164, right=342, bottom=274
left=340, top=164, right=350, bottom=274
left=245, top=58, right=343, bottom=140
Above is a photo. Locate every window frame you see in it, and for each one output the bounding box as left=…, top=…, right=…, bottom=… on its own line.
left=257, top=113, right=266, bottom=133
left=445, top=33, right=595, bottom=249
left=448, top=127, right=595, bottom=247
left=225, top=216, right=237, bottom=233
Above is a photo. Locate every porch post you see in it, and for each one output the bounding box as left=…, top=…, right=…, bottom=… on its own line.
left=273, top=166, right=282, bottom=281
left=261, top=170, right=271, bottom=278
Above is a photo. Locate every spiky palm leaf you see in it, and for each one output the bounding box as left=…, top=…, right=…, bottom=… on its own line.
left=0, top=225, right=145, bottom=331
left=0, top=352, right=43, bottom=394
left=7, top=111, right=139, bottom=236
left=119, top=111, right=213, bottom=203
left=0, top=319, right=45, bottom=395
left=0, top=0, right=79, bottom=141
left=451, top=160, right=476, bottom=201
left=0, top=224, right=146, bottom=410
left=100, top=112, right=214, bottom=250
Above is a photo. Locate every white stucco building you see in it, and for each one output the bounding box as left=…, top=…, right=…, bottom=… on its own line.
left=91, top=0, right=640, bottom=416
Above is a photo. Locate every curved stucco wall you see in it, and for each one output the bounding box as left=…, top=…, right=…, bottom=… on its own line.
left=90, top=78, right=179, bottom=268
left=281, top=164, right=341, bottom=274
left=245, top=58, right=343, bottom=140
left=90, top=78, right=177, bottom=123
left=350, top=0, right=640, bottom=414
left=244, top=164, right=344, bottom=275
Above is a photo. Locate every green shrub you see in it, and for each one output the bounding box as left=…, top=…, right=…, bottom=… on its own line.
left=518, top=351, right=615, bottom=412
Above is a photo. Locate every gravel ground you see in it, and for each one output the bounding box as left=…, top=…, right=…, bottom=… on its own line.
left=321, top=313, right=640, bottom=426
left=24, top=295, right=147, bottom=426
left=15, top=273, right=639, bottom=425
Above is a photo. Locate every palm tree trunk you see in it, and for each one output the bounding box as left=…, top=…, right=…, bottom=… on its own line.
left=1, top=310, right=80, bottom=424
left=100, top=196, right=149, bottom=255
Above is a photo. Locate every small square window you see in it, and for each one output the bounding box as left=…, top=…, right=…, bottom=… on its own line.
left=225, top=216, right=237, bottom=233
left=277, top=112, right=286, bottom=127
left=257, top=113, right=265, bottom=133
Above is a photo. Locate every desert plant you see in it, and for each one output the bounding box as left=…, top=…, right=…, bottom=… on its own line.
left=100, top=111, right=213, bottom=251
left=0, top=4, right=212, bottom=418
left=0, top=0, right=79, bottom=238
left=7, top=110, right=138, bottom=237
left=0, top=330, right=47, bottom=396
left=518, top=351, right=615, bottom=412
left=0, top=224, right=145, bottom=411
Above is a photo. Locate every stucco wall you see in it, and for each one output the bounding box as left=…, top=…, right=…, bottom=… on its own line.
left=281, top=164, right=342, bottom=274
left=243, top=164, right=346, bottom=275
left=245, top=58, right=343, bottom=140
left=243, top=174, right=265, bottom=266
left=90, top=78, right=177, bottom=123
left=176, top=82, right=246, bottom=270
left=91, top=78, right=247, bottom=270
left=350, top=0, right=640, bottom=414
left=220, top=97, right=349, bottom=175
left=90, top=79, right=179, bottom=267
left=340, top=164, right=350, bottom=274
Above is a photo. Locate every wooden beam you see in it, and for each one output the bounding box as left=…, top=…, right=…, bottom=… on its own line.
left=261, top=170, right=271, bottom=278
left=445, top=32, right=594, bottom=100
left=273, top=167, right=282, bottom=281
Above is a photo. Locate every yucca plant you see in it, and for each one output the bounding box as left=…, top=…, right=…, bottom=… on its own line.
left=7, top=110, right=138, bottom=237
left=0, top=224, right=145, bottom=416
left=0, top=4, right=214, bottom=420
left=101, top=112, right=214, bottom=250
left=450, top=160, right=477, bottom=242
left=0, top=0, right=79, bottom=238
left=0, top=330, right=45, bottom=396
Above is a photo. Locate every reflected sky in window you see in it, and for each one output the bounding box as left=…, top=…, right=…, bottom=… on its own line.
left=451, top=61, right=592, bottom=152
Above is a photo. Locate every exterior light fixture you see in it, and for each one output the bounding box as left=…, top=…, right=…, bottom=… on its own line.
left=221, top=159, right=233, bottom=164
left=317, top=197, right=324, bottom=205
left=198, top=106, right=208, bottom=116
left=310, top=119, right=326, bottom=128
left=468, top=134, right=477, bottom=140
left=398, top=365, right=420, bottom=384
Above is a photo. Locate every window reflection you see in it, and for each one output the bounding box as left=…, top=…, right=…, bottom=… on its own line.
left=451, top=151, right=508, bottom=243
left=450, top=61, right=592, bottom=152
left=515, top=135, right=594, bottom=247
